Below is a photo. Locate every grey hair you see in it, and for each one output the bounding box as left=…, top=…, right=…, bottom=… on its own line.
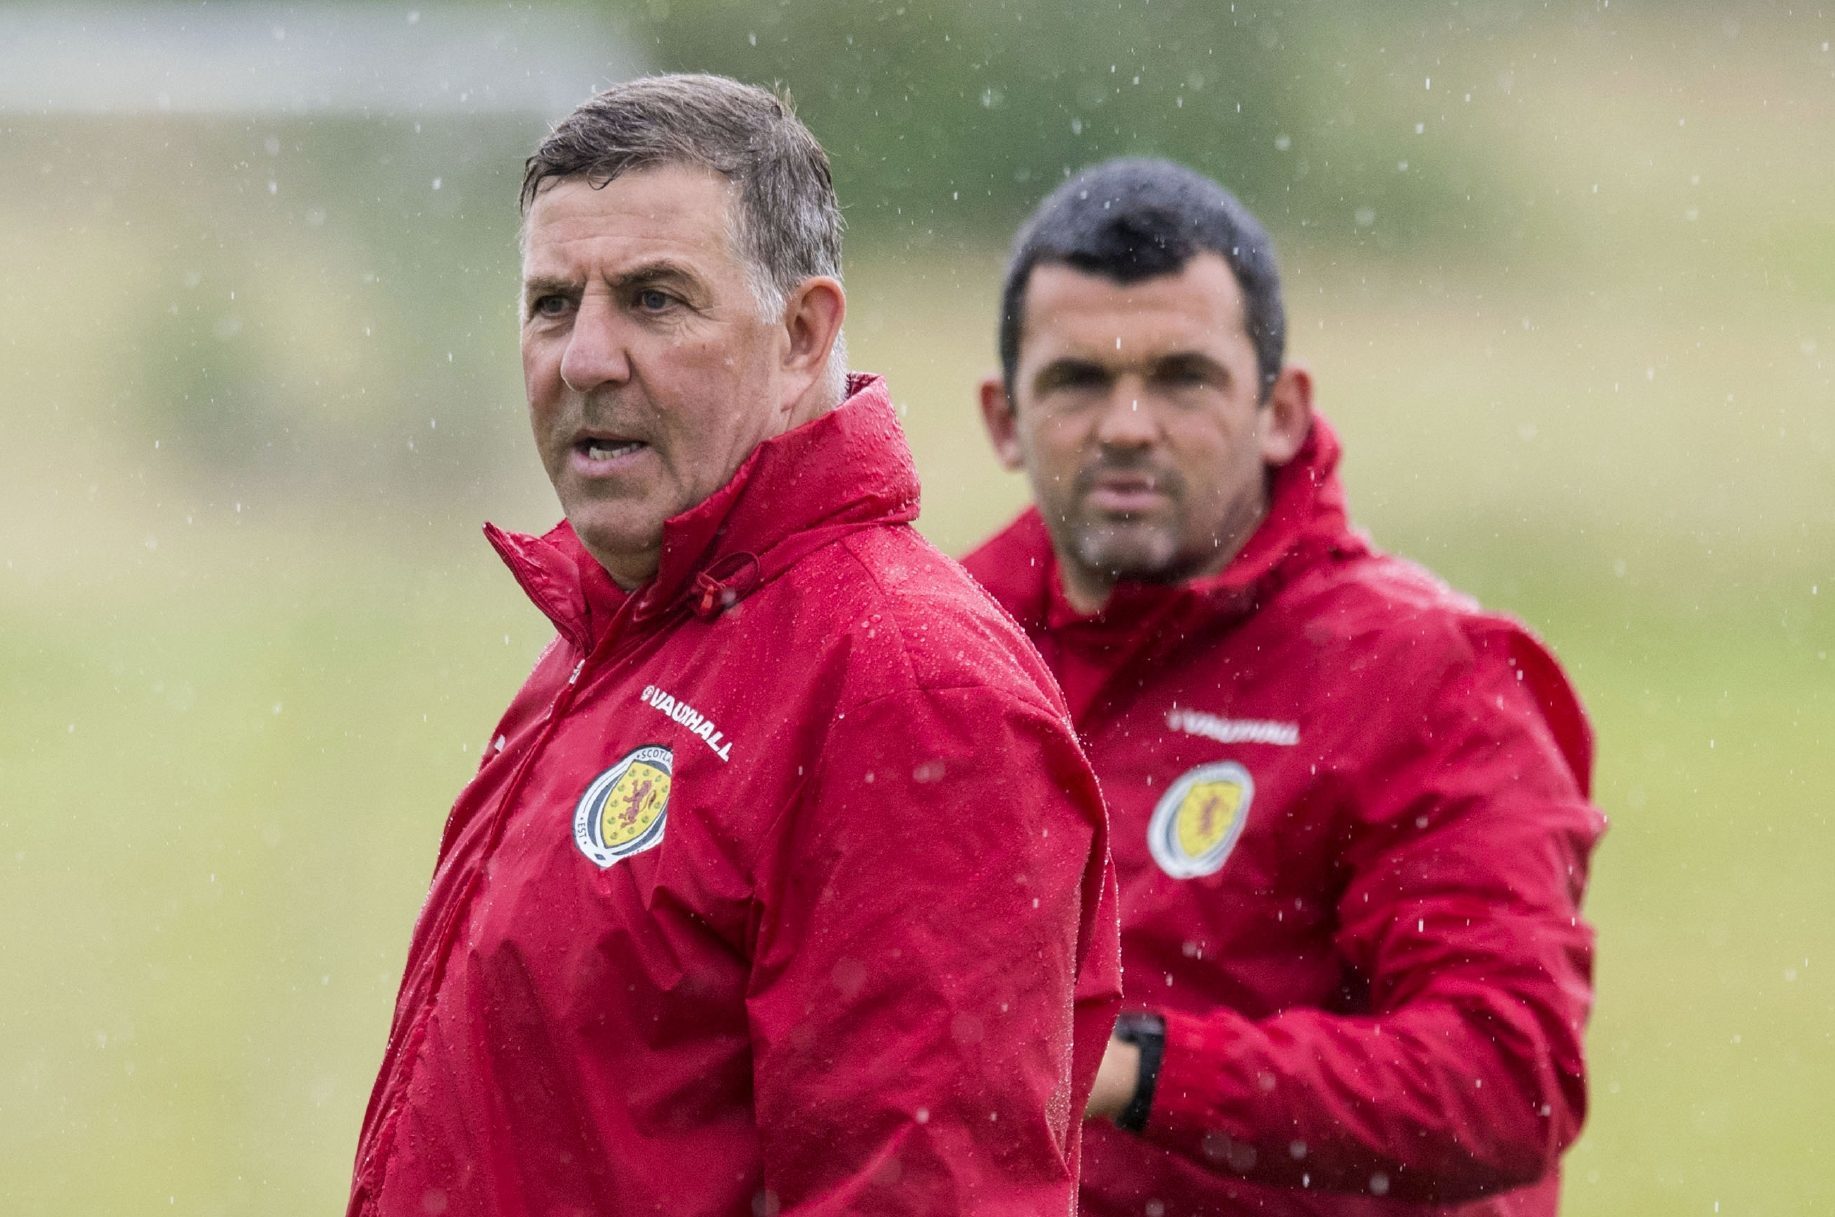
left=522, top=74, right=847, bottom=400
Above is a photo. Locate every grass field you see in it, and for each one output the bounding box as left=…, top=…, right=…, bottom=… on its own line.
left=4, top=8, right=1834, bottom=1215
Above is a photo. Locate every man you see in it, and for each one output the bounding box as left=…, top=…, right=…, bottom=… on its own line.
left=349, top=75, right=1120, bottom=1217
left=965, top=158, right=1605, bottom=1216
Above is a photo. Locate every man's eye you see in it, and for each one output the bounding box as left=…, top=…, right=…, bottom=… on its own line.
left=532, top=294, right=571, bottom=318
left=636, top=288, right=673, bottom=312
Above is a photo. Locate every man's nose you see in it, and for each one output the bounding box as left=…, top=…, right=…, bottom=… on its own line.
left=559, top=293, right=632, bottom=393
left=1093, top=379, right=1161, bottom=448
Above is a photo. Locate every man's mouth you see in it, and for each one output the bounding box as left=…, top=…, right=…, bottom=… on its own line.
left=569, top=434, right=649, bottom=474
left=581, top=439, right=645, bottom=461
left=1084, top=471, right=1170, bottom=515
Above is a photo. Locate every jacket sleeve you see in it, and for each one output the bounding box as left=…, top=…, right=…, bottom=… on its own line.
left=747, top=683, right=1122, bottom=1217
left=1137, top=624, right=1604, bottom=1203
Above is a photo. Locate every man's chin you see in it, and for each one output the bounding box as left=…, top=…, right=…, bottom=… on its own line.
left=1070, top=525, right=1185, bottom=584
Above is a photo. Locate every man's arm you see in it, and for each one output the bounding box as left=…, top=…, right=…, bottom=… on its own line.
left=747, top=684, right=1121, bottom=1216
left=1103, top=627, right=1604, bottom=1203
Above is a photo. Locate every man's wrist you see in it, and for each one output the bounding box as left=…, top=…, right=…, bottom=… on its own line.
left=1111, top=1012, right=1166, bottom=1133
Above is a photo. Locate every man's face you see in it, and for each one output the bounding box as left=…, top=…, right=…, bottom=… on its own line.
left=982, top=253, right=1307, bottom=611
left=520, top=164, right=792, bottom=587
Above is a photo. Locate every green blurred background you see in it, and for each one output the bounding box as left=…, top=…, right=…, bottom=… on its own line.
left=2, top=1, right=1830, bottom=1212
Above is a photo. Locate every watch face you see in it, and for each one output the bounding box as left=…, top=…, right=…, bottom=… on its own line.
left=1111, top=1013, right=1165, bottom=1133
left=1115, top=1012, right=1163, bottom=1043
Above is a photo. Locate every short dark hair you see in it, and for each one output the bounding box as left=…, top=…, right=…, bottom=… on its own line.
left=998, top=158, right=1286, bottom=399
left=521, top=74, right=843, bottom=314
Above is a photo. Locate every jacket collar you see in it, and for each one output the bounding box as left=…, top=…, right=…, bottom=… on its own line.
left=487, top=374, right=919, bottom=652
left=971, top=413, right=1365, bottom=648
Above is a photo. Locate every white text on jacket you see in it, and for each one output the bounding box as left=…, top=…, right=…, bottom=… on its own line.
left=1166, top=706, right=1300, bottom=747
left=640, top=685, right=733, bottom=762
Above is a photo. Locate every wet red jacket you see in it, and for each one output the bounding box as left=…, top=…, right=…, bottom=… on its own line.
left=350, top=376, right=1121, bottom=1217
left=964, top=417, right=1603, bottom=1217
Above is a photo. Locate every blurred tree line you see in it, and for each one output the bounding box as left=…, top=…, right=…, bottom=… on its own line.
left=6, top=0, right=1588, bottom=511
left=631, top=0, right=1540, bottom=255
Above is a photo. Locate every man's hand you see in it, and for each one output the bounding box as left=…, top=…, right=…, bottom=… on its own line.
left=1085, top=1034, right=1142, bottom=1120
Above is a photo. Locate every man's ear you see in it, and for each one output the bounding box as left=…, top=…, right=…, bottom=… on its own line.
left=1258, top=363, right=1315, bottom=467
left=780, top=276, right=846, bottom=386
left=978, top=375, right=1026, bottom=471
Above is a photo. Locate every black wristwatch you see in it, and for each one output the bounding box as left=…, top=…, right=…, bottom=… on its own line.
left=1111, top=1012, right=1166, bottom=1133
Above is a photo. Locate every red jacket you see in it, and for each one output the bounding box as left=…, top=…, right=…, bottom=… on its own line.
left=964, top=417, right=1603, bottom=1217
left=350, top=376, right=1122, bottom=1217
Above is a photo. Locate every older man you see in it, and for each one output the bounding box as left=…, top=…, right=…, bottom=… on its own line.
left=349, top=76, right=1120, bottom=1217
left=965, top=159, right=1605, bottom=1216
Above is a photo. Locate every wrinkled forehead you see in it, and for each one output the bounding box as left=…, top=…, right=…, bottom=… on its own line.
left=518, top=163, right=746, bottom=270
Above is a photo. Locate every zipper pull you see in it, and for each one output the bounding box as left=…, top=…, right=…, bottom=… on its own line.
left=568, top=659, right=585, bottom=686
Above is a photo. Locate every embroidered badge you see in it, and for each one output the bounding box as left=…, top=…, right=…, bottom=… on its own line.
left=1146, top=761, right=1254, bottom=879
left=573, top=745, right=673, bottom=868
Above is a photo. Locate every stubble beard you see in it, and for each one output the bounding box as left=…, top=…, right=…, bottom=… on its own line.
left=1067, top=516, right=1187, bottom=588
left=1052, top=457, right=1193, bottom=591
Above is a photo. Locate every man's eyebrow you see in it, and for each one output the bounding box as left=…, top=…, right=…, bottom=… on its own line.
left=521, top=273, right=578, bottom=301
left=1150, top=351, right=1231, bottom=379
left=1032, top=357, right=1113, bottom=390
left=521, top=261, right=701, bottom=296
left=610, top=260, right=701, bottom=291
